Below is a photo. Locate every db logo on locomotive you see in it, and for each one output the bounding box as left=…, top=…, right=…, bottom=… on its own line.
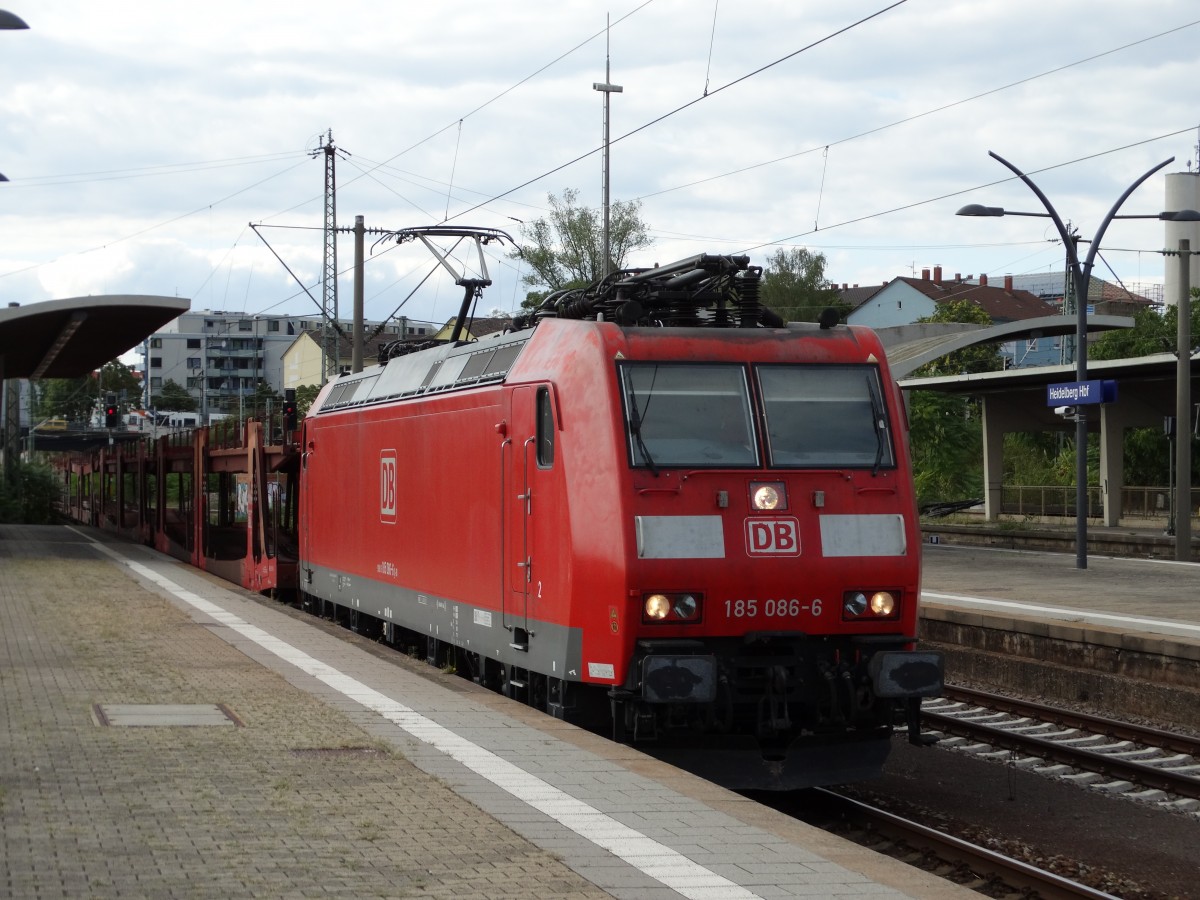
left=380, top=450, right=398, bottom=524
left=744, top=517, right=800, bottom=556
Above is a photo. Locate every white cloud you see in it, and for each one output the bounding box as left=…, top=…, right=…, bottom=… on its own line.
left=2, top=0, right=1198, bottom=324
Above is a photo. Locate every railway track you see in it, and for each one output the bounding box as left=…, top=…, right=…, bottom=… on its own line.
left=924, top=685, right=1200, bottom=807
left=811, top=788, right=1122, bottom=900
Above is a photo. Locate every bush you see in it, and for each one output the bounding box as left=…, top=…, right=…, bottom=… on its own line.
left=0, top=460, right=63, bottom=524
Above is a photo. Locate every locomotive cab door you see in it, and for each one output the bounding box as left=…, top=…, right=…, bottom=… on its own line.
left=299, top=424, right=315, bottom=586
left=502, top=384, right=558, bottom=650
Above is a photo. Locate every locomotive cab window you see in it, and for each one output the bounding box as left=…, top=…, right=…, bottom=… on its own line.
left=619, top=363, right=757, bottom=468
left=757, top=364, right=895, bottom=469
left=536, top=386, right=555, bottom=467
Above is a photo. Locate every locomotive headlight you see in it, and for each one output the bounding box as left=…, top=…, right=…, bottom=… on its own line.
left=642, top=592, right=703, bottom=624
left=673, top=594, right=698, bottom=619
left=644, top=594, right=671, bottom=620
left=870, top=591, right=896, bottom=616
left=843, top=592, right=868, bottom=617
left=842, top=589, right=899, bottom=619
left=751, top=481, right=787, bottom=510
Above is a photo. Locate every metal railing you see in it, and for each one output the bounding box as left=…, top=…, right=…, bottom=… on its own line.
left=1000, top=484, right=1198, bottom=521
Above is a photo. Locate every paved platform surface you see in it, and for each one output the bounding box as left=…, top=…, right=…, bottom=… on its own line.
left=921, top=538, right=1200, bottom=648
left=0, top=524, right=972, bottom=900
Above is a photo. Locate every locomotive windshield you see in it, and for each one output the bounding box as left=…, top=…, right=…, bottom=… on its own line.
left=619, top=362, right=895, bottom=471
left=620, top=363, right=757, bottom=468
left=757, top=364, right=895, bottom=469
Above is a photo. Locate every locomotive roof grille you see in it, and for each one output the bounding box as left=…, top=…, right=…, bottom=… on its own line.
left=312, top=331, right=530, bottom=414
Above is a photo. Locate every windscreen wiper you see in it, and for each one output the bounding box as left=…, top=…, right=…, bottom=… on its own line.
left=626, top=387, right=659, bottom=477
left=866, top=374, right=888, bottom=477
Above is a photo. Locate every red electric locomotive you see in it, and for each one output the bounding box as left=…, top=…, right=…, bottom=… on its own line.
left=298, top=227, right=942, bottom=789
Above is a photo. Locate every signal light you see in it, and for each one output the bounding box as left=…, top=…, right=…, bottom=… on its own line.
left=283, top=388, right=297, bottom=431
left=104, top=404, right=119, bottom=428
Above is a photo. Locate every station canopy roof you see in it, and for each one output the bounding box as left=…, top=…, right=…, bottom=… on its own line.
left=0, top=295, right=190, bottom=379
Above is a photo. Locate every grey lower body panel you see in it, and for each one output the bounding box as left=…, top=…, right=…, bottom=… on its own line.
left=302, top=562, right=586, bottom=682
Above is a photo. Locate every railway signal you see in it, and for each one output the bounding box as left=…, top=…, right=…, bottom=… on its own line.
left=283, top=389, right=297, bottom=431
left=104, top=393, right=119, bottom=428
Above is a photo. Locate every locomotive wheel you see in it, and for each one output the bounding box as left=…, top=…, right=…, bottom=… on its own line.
left=501, top=665, right=531, bottom=702
left=611, top=699, right=628, bottom=743
left=528, top=673, right=547, bottom=712
left=460, top=650, right=485, bottom=685
left=481, top=657, right=505, bottom=692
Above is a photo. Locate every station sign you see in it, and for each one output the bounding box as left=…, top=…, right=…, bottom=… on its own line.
left=1046, top=379, right=1117, bottom=406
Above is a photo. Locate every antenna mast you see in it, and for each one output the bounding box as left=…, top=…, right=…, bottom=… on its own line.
left=592, top=17, right=623, bottom=278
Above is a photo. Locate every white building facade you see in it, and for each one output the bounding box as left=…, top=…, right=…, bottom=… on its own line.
left=140, top=311, right=436, bottom=419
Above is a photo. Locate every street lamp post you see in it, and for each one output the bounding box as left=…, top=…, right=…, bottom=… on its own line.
left=0, top=9, right=27, bottom=486
left=958, top=151, right=1196, bottom=569
left=0, top=9, right=29, bottom=29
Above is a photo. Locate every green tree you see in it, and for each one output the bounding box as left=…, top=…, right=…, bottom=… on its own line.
left=250, top=380, right=281, bottom=419
left=907, top=391, right=983, bottom=504
left=97, top=360, right=142, bottom=404
left=153, top=379, right=197, bottom=412
left=511, top=188, right=652, bottom=305
left=295, top=384, right=321, bottom=417
left=906, top=299, right=1003, bottom=505
left=1091, top=293, right=1200, bottom=361
left=32, top=376, right=94, bottom=423
left=1089, top=291, right=1200, bottom=487
left=759, top=247, right=846, bottom=322
left=912, top=299, right=1004, bottom=376
left=0, top=460, right=61, bottom=524
left=32, top=360, right=142, bottom=423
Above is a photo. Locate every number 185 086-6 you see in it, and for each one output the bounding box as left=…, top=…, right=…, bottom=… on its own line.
left=724, top=598, right=821, bottom=619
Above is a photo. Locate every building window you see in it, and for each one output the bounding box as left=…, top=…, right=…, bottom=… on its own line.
left=150, top=337, right=162, bottom=348
left=150, top=377, right=162, bottom=389
left=204, top=319, right=215, bottom=329
left=186, top=376, right=202, bottom=389
left=187, top=357, right=201, bottom=369
left=238, top=319, right=252, bottom=332
left=187, top=338, right=201, bottom=349
left=268, top=320, right=279, bottom=332
left=150, top=356, right=162, bottom=369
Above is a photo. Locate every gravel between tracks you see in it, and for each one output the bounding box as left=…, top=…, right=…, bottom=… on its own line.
left=845, top=740, right=1200, bottom=900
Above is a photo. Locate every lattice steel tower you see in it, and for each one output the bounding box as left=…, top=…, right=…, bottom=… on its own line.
left=311, top=129, right=346, bottom=383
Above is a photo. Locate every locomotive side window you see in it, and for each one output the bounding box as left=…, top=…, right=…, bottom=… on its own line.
left=619, top=363, right=757, bottom=468
left=536, top=386, right=554, bottom=467
left=757, top=364, right=895, bottom=469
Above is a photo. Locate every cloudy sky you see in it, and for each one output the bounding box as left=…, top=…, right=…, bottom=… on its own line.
left=2, top=0, right=1198, bottom=333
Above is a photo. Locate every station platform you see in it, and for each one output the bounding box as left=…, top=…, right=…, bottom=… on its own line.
left=918, top=536, right=1200, bottom=730
left=920, top=530, right=1200, bottom=644
left=0, top=524, right=971, bottom=900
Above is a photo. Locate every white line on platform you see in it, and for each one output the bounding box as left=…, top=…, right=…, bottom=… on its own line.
left=923, top=591, right=1200, bottom=639
left=92, top=544, right=770, bottom=900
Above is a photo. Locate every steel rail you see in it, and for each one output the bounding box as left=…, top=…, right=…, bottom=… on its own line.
left=943, top=684, right=1200, bottom=757
left=928, top=687, right=1200, bottom=800
left=815, top=788, right=1120, bottom=900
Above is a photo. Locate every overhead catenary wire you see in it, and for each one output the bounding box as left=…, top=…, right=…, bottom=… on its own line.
left=635, top=17, right=1200, bottom=205
left=8, top=4, right=1197, bottom=320
left=446, top=1, right=909, bottom=222
left=743, top=125, right=1200, bottom=255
